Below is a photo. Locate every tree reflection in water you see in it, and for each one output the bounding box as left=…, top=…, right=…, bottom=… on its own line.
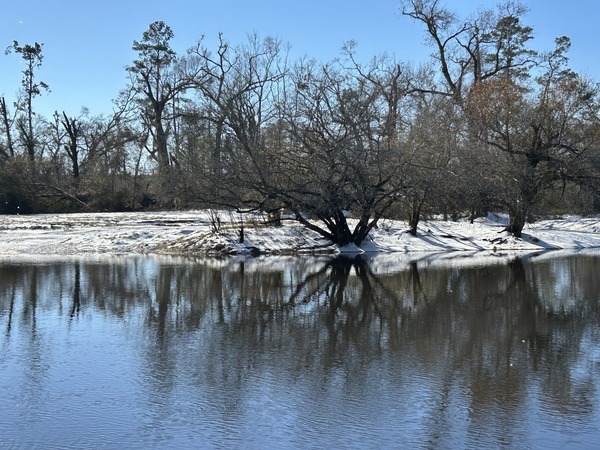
left=0, top=252, right=599, bottom=447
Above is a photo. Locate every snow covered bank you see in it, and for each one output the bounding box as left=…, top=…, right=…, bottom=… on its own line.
left=0, top=210, right=599, bottom=257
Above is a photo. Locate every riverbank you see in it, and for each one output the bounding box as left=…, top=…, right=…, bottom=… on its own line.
left=0, top=210, right=599, bottom=256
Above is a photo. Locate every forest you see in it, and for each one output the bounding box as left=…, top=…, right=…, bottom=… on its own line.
left=1, top=0, right=599, bottom=246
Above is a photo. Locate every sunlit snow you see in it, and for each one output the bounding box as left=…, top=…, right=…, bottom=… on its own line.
left=0, top=210, right=599, bottom=258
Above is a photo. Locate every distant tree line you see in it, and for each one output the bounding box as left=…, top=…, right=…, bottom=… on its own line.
left=1, top=0, right=599, bottom=244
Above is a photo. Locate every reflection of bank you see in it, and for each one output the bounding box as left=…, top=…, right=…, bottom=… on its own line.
left=0, top=253, right=599, bottom=448
left=283, top=254, right=435, bottom=320
left=70, top=262, right=81, bottom=320
left=2, top=253, right=598, bottom=341
left=214, top=253, right=600, bottom=442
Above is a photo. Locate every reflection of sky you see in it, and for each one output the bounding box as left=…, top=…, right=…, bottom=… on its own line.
left=532, top=256, right=599, bottom=315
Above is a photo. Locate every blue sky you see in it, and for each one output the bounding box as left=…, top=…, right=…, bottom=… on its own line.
left=1, top=0, right=598, bottom=118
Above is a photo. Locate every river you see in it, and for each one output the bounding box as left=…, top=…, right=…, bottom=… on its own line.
left=1, top=251, right=599, bottom=448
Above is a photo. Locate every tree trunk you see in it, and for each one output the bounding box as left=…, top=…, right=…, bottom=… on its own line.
left=71, top=149, right=79, bottom=180
left=505, top=159, right=537, bottom=238
left=213, top=119, right=224, bottom=177
left=504, top=202, right=526, bottom=238
left=291, top=207, right=355, bottom=246
left=155, top=120, right=170, bottom=169
left=352, top=213, right=380, bottom=246
left=0, top=97, right=14, bottom=159
left=61, top=113, right=80, bottom=180
left=408, top=194, right=425, bottom=236
left=327, top=210, right=353, bottom=246
left=267, top=210, right=282, bottom=227
left=26, top=62, right=35, bottom=162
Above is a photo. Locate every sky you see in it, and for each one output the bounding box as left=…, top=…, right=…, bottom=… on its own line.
left=1, top=0, right=599, bottom=118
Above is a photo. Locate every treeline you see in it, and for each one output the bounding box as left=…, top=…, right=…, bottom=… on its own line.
left=1, top=0, right=599, bottom=245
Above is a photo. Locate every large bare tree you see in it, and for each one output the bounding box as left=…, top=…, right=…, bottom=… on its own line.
left=275, top=56, right=414, bottom=245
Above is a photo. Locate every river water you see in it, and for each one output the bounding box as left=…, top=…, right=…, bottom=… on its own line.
left=1, top=251, right=599, bottom=449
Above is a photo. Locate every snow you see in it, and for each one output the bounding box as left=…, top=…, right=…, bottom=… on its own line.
left=0, top=210, right=599, bottom=259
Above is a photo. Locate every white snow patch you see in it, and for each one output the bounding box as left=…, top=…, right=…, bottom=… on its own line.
left=0, top=210, right=599, bottom=257
left=338, top=243, right=364, bottom=254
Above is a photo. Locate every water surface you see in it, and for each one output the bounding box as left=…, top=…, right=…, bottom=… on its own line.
left=1, top=252, right=599, bottom=448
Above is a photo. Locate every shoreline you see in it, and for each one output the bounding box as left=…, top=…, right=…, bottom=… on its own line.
left=0, top=210, right=599, bottom=257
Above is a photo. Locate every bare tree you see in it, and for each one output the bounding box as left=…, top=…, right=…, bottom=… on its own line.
left=277, top=56, right=412, bottom=245
left=127, top=21, right=200, bottom=174
left=5, top=41, right=49, bottom=161
left=400, top=0, right=535, bottom=101
left=186, top=33, right=287, bottom=211
left=466, top=37, right=600, bottom=235
left=60, top=112, right=81, bottom=180
left=400, top=94, right=462, bottom=234
left=400, top=0, right=600, bottom=236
